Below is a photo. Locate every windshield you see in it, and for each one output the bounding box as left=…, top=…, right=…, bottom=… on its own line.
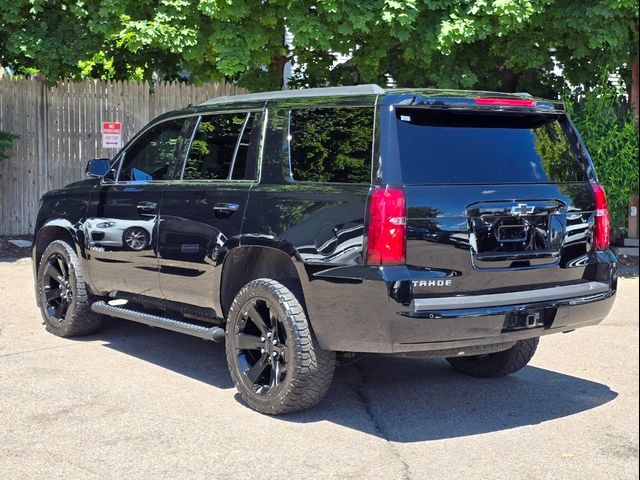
left=395, top=109, right=590, bottom=185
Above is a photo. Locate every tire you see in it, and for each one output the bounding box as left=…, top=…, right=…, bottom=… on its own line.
left=225, top=279, right=336, bottom=414
left=37, top=240, right=103, bottom=337
left=122, top=227, right=149, bottom=251
left=446, top=338, right=539, bottom=378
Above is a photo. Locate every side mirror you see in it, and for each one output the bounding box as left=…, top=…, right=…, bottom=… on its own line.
left=86, top=158, right=111, bottom=178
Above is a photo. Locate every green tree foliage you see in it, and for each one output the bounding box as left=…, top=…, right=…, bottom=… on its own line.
left=1, top=1, right=637, bottom=95
left=566, top=81, right=639, bottom=233
left=0, top=0, right=291, bottom=86
left=292, top=0, right=638, bottom=98
left=0, top=1, right=103, bottom=80
left=0, top=131, right=19, bottom=161
left=534, top=121, right=582, bottom=183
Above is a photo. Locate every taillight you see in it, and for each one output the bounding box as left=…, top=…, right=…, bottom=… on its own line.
left=475, top=97, right=537, bottom=107
left=592, top=183, right=611, bottom=250
left=366, top=186, right=406, bottom=265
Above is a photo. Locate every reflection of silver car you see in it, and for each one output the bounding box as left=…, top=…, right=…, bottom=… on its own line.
left=84, top=217, right=156, bottom=251
left=297, top=224, right=364, bottom=264
left=565, top=217, right=589, bottom=245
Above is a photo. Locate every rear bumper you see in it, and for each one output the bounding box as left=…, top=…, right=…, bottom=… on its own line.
left=412, top=281, right=609, bottom=311
left=391, top=288, right=615, bottom=353
left=303, top=252, right=617, bottom=354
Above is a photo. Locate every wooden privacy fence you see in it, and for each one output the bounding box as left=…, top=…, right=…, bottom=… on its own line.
left=0, top=77, right=247, bottom=235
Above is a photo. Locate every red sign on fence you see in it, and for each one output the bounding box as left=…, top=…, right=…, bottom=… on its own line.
left=102, top=122, right=122, bottom=149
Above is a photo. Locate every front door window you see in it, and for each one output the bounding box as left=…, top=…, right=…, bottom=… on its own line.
left=118, top=118, right=188, bottom=182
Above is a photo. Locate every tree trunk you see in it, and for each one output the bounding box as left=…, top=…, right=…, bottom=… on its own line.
left=632, top=55, right=639, bottom=116
left=498, top=65, right=519, bottom=93
left=270, top=55, right=288, bottom=90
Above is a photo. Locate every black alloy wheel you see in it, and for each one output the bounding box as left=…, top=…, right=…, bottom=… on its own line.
left=42, top=252, right=74, bottom=323
left=234, top=297, right=288, bottom=396
left=37, top=240, right=103, bottom=337
left=226, top=279, right=335, bottom=414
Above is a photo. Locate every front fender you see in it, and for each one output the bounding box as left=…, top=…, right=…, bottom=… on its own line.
left=34, top=218, right=85, bottom=260
left=32, top=218, right=89, bottom=308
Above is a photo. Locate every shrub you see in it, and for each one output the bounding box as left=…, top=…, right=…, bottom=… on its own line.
left=565, top=81, right=639, bottom=236
left=0, top=130, right=19, bottom=161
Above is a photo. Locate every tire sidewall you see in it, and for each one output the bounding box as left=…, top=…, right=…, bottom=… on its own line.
left=225, top=280, right=304, bottom=413
left=37, top=241, right=81, bottom=336
left=447, top=338, right=539, bottom=378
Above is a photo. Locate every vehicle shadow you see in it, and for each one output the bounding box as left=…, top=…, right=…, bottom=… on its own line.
left=0, top=257, right=30, bottom=263
left=90, top=318, right=618, bottom=442
left=89, top=317, right=234, bottom=389
left=288, top=355, right=618, bottom=442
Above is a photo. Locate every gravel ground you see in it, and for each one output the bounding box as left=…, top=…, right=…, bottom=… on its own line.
left=1, top=257, right=638, bottom=480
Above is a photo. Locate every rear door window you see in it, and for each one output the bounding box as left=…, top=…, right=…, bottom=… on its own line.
left=395, top=109, right=589, bottom=184
left=231, top=112, right=262, bottom=181
left=289, top=107, right=374, bottom=184
left=183, top=112, right=251, bottom=181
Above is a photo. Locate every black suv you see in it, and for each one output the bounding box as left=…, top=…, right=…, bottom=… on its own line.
left=32, top=85, right=617, bottom=414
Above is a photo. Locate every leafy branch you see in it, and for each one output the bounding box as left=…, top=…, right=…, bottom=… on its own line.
left=0, top=131, right=19, bottom=162
left=566, top=78, right=639, bottom=234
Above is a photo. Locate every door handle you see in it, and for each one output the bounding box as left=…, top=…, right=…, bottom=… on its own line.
left=213, top=202, right=240, bottom=214
left=136, top=201, right=158, bottom=214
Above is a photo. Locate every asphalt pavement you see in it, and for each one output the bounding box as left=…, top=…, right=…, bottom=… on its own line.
left=1, top=257, right=638, bottom=479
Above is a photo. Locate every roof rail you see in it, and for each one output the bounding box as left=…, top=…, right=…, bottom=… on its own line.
left=199, top=84, right=385, bottom=106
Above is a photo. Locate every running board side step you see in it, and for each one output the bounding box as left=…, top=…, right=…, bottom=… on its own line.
left=91, top=301, right=225, bottom=342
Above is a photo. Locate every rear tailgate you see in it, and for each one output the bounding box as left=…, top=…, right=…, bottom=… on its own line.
left=405, top=183, right=598, bottom=297
left=393, top=106, right=607, bottom=300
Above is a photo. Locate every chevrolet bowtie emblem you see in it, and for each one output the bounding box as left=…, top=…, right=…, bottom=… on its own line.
left=510, top=203, right=536, bottom=216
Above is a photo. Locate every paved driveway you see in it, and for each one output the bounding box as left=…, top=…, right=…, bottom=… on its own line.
left=1, top=258, right=638, bottom=479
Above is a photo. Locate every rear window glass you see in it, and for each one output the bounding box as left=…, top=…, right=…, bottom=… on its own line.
left=289, top=107, right=374, bottom=183
left=395, top=109, right=589, bottom=184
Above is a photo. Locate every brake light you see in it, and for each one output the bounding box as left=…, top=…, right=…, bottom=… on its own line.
left=475, top=97, right=537, bottom=107
left=592, top=183, right=611, bottom=250
left=367, top=186, right=406, bottom=265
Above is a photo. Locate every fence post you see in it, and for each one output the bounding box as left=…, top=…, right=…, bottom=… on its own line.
left=148, top=81, right=156, bottom=121
left=36, top=76, right=49, bottom=198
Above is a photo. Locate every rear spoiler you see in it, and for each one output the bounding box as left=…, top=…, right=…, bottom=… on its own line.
left=398, top=95, right=565, bottom=114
